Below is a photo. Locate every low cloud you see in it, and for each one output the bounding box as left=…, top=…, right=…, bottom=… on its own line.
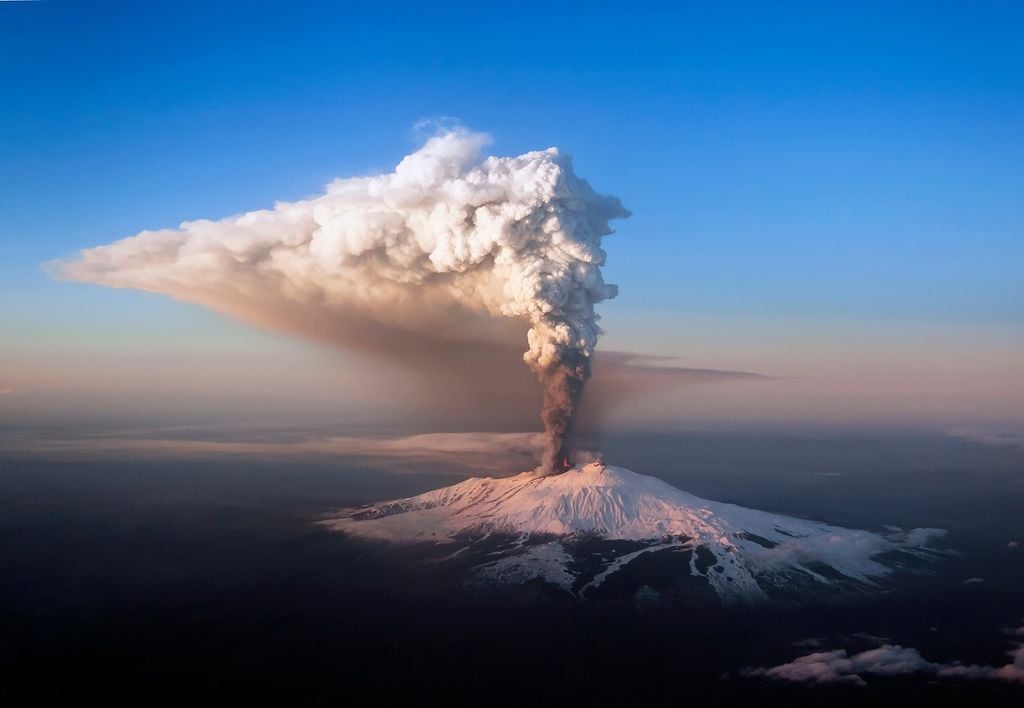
left=0, top=430, right=545, bottom=475
left=743, top=627, right=1024, bottom=687
left=745, top=645, right=933, bottom=687
left=946, top=428, right=1024, bottom=449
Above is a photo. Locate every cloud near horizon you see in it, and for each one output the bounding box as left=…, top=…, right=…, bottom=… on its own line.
left=0, top=430, right=546, bottom=475
left=743, top=628, right=1024, bottom=687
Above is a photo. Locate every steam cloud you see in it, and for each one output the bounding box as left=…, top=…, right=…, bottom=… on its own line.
left=56, top=129, right=629, bottom=472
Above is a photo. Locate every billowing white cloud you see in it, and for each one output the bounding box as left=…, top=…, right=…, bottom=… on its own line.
left=53, top=129, right=629, bottom=471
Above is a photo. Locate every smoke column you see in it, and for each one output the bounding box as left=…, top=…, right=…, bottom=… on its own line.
left=55, top=129, right=629, bottom=473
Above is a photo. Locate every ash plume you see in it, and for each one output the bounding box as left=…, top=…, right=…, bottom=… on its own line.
left=54, top=129, right=629, bottom=473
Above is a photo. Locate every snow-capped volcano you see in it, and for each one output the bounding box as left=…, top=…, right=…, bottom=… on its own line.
left=322, top=462, right=944, bottom=602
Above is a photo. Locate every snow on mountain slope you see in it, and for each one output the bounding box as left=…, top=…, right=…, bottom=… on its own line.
left=321, top=462, right=945, bottom=601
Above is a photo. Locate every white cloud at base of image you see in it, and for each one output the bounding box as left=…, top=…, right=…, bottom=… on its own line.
left=743, top=628, right=1024, bottom=687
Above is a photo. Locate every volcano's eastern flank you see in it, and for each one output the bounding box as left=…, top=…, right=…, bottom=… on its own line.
left=322, top=462, right=945, bottom=602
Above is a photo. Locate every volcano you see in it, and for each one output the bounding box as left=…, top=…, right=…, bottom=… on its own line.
left=322, top=462, right=945, bottom=602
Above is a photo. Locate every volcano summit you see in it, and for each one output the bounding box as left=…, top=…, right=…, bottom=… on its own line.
left=322, top=462, right=945, bottom=602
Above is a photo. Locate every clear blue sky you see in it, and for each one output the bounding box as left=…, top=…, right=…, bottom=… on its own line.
left=3, top=0, right=1022, bottom=322
left=1, top=1, right=1022, bottom=427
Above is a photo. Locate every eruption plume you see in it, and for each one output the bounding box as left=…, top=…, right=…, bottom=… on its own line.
left=54, top=129, right=629, bottom=473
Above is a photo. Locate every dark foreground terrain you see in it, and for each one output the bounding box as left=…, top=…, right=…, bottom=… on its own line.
left=2, top=429, right=1023, bottom=706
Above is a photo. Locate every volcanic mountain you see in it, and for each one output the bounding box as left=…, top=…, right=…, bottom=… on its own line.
left=322, top=462, right=944, bottom=602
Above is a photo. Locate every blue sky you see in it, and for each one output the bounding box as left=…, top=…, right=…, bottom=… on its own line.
left=1, top=0, right=1022, bottom=428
